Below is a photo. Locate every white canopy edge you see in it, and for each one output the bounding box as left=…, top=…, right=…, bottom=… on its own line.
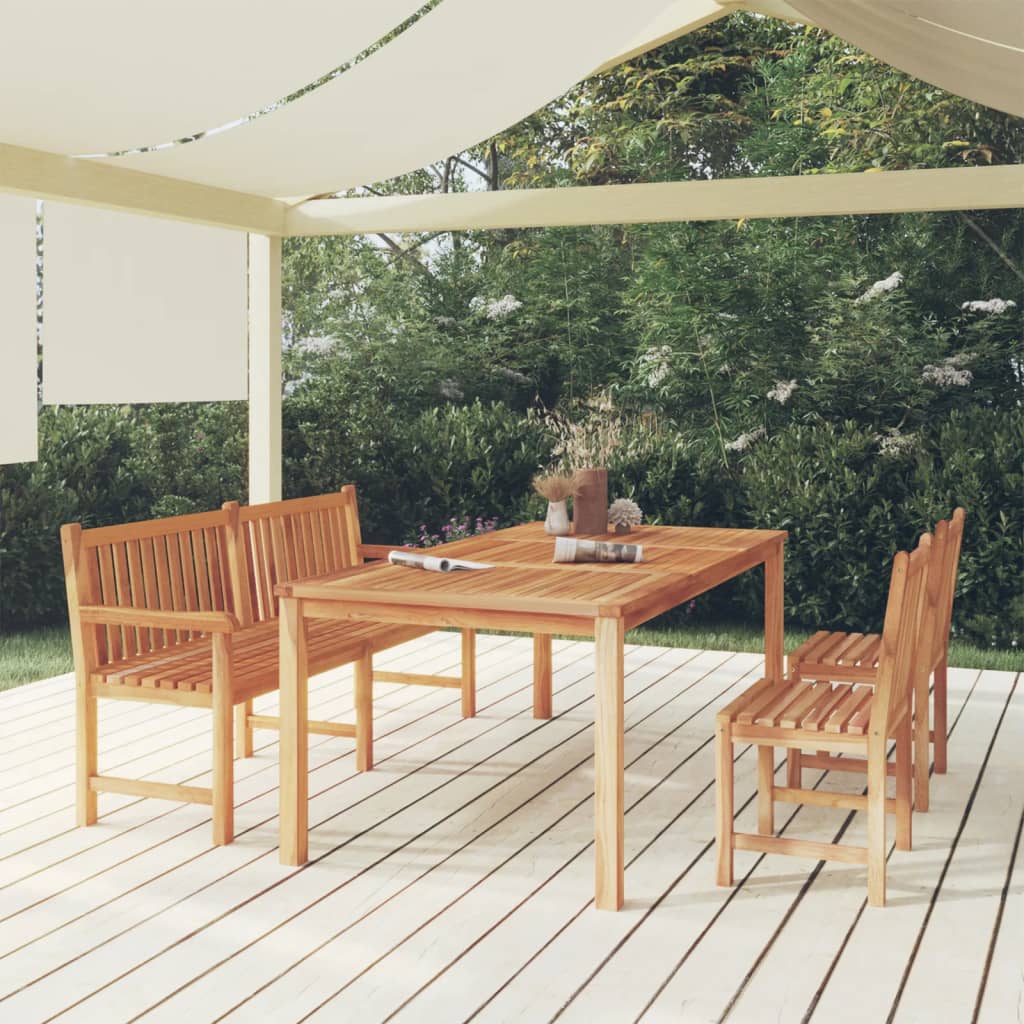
left=286, top=166, right=1024, bottom=236
left=0, top=196, right=39, bottom=465
left=787, top=0, right=1024, bottom=117
left=99, top=0, right=728, bottom=198
left=0, top=1, right=426, bottom=156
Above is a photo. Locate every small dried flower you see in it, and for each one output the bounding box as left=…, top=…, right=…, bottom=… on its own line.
left=608, top=498, right=643, bottom=528
left=961, top=298, right=1016, bottom=315
left=470, top=294, right=523, bottom=319
left=766, top=379, right=798, bottom=404
left=878, top=429, right=917, bottom=458
left=726, top=427, right=766, bottom=452
left=856, top=271, right=903, bottom=304
left=922, top=357, right=973, bottom=388
left=533, top=472, right=581, bottom=502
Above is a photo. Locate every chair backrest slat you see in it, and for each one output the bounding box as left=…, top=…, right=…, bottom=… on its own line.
left=871, top=536, right=931, bottom=734
left=229, top=487, right=363, bottom=623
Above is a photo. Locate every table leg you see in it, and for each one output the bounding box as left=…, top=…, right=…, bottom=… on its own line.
left=279, top=598, right=309, bottom=866
left=533, top=633, right=553, bottom=719
left=594, top=616, right=625, bottom=911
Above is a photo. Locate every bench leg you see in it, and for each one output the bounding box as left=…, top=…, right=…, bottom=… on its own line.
left=461, top=629, right=476, bottom=718
left=715, top=720, right=734, bottom=886
left=235, top=699, right=254, bottom=759
left=212, top=635, right=234, bottom=846
left=533, top=634, right=552, bottom=719
left=355, top=652, right=373, bottom=772
left=76, top=679, right=98, bottom=826
left=758, top=745, right=775, bottom=836
left=867, top=733, right=887, bottom=907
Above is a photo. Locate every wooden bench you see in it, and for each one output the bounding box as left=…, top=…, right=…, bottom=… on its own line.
left=62, top=486, right=475, bottom=846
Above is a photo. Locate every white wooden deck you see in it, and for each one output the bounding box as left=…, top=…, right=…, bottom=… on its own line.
left=0, top=633, right=1020, bottom=1024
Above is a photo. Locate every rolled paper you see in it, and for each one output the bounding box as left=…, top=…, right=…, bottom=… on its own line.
left=552, top=537, right=643, bottom=564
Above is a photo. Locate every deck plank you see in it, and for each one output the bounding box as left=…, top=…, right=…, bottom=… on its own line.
left=0, top=640, right=1018, bottom=1024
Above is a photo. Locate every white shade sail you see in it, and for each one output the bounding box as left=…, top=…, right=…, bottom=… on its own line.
left=787, top=1, right=1024, bottom=117
left=0, top=1, right=425, bottom=156
left=101, top=0, right=728, bottom=198
left=43, top=203, right=248, bottom=405
left=0, top=197, right=39, bottom=464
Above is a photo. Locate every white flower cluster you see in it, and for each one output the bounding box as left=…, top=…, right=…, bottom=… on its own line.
left=638, top=345, right=673, bottom=387
left=961, top=298, right=1017, bottom=315
left=283, top=372, right=313, bottom=397
left=878, top=429, right=917, bottom=458
left=921, top=355, right=973, bottom=388
left=766, top=379, right=798, bottom=404
left=726, top=427, right=766, bottom=452
left=856, top=270, right=904, bottom=304
left=469, top=294, right=523, bottom=319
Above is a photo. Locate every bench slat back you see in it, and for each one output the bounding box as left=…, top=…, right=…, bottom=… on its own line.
left=230, top=487, right=362, bottom=624
left=62, top=510, right=234, bottom=667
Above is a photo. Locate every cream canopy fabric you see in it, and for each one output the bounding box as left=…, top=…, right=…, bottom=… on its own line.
left=787, top=1, right=1024, bottom=119
left=43, top=204, right=248, bottom=405
left=0, top=197, right=38, bottom=464
left=0, top=1, right=425, bottom=155
left=101, top=0, right=728, bottom=198
left=2, top=1, right=1019, bottom=202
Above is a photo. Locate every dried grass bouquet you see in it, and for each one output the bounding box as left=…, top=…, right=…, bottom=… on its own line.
left=532, top=472, right=581, bottom=503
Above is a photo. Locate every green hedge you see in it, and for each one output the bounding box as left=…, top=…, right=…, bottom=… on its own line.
left=1, top=401, right=1020, bottom=647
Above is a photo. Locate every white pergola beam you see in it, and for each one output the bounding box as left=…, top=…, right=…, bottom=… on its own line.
left=0, top=142, right=286, bottom=235
left=286, top=165, right=1024, bottom=236
left=247, top=234, right=283, bottom=504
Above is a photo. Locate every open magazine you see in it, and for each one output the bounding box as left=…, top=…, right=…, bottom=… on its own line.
left=552, top=537, right=643, bottom=564
left=387, top=550, right=494, bottom=573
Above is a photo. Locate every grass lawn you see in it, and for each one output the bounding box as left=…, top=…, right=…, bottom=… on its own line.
left=0, top=626, right=76, bottom=690
left=1, top=621, right=1020, bottom=691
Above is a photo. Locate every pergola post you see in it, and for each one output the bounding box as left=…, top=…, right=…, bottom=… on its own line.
left=247, top=233, right=282, bottom=504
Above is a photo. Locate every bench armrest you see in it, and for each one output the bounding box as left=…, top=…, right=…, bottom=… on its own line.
left=359, top=544, right=400, bottom=562
left=77, top=606, right=240, bottom=633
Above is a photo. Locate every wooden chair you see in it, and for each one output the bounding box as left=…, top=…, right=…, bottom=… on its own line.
left=716, top=535, right=931, bottom=907
left=788, top=508, right=965, bottom=810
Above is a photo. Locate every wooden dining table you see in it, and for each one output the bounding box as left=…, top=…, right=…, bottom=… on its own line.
left=275, top=522, right=787, bottom=910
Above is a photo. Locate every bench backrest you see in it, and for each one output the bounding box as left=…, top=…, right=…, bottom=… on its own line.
left=61, top=509, right=235, bottom=667
left=226, top=486, right=362, bottom=625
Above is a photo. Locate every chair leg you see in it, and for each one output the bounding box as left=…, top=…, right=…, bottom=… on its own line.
left=896, top=716, right=912, bottom=851
left=461, top=629, right=476, bottom=718
left=76, top=680, right=98, bottom=826
left=867, top=733, right=887, bottom=906
left=787, top=749, right=802, bottom=789
left=235, top=699, right=254, bottom=759
left=914, top=668, right=930, bottom=812
left=758, top=745, right=775, bottom=835
left=934, top=658, right=948, bottom=774
left=211, top=635, right=234, bottom=846
left=716, top=720, right=734, bottom=886
left=355, top=652, right=374, bottom=771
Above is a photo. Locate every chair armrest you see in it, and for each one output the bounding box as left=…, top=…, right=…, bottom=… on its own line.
left=359, top=544, right=400, bottom=562
left=77, top=606, right=240, bottom=633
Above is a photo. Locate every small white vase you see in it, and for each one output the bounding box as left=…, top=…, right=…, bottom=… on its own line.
left=544, top=500, right=571, bottom=536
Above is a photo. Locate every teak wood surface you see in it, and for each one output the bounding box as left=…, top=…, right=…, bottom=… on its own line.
left=275, top=522, right=787, bottom=909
